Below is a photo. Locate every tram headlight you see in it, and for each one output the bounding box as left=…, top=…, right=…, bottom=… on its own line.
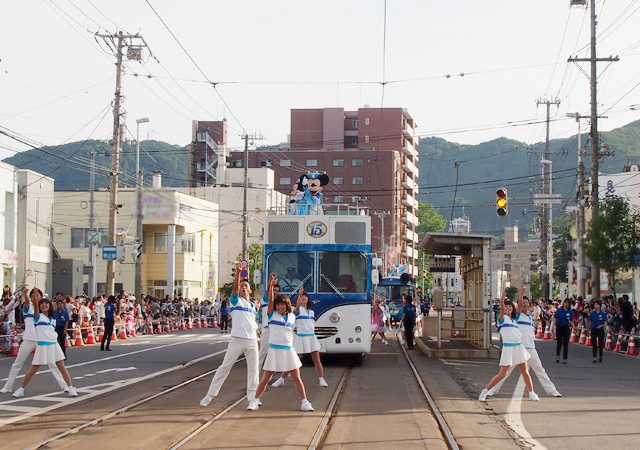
left=355, top=326, right=362, bottom=333
left=356, top=338, right=361, bottom=343
left=330, top=312, right=340, bottom=323
left=348, top=338, right=354, bottom=343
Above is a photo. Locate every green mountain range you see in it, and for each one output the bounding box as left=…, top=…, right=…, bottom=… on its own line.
left=4, top=120, right=640, bottom=236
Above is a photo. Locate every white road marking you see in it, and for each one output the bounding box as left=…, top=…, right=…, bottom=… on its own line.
left=505, top=376, right=548, bottom=450
left=0, top=348, right=227, bottom=427
left=73, top=367, right=137, bottom=380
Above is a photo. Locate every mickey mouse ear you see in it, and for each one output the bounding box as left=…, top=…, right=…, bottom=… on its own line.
left=301, top=177, right=308, bottom=186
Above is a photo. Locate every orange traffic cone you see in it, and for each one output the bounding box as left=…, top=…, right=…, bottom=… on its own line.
left=614, top=336, right=622, bottom=353
left=626, top=336, right=637, bottom=356
left=605, top=330, right=613, bottom=351
left=578, top=329, right=587, bottom=345
left=65, top=334, right=71, bottom=349
left=74, top=327, right=85, bottom=347
left=180, top=318, right=185, bottom=330
left=97, top=324, right=104, bottom=343
left=111, top=328, right=118, bottom=341
left=187, top=317, right=193, bottom=329
left=9, top=334, right=20, bottom=357
left=85, top=325, right=96, bottom=345
left=194, top=317, right=201, bottom=329
left=569, top=328, right=578, bottom=343
left=584, top=330, right=592, bottom=347
left=130, top=323, right=137, bottom=338
left=202, top=316, right=209, bottom=328
left=211, top=314, right=219, bottom=328
left=119, top=325, right=127, bottom=340
left=543, top=323, right=551, bottom=340
left=164, top=320, right=171, bottom=334
left=535, top=321, right=543, bottom=338
left=156, top=320, right=163, bottom=334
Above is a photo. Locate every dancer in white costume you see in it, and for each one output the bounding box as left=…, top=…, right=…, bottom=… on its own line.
left=1, top=286, right=68, bottom=395
left=488, top=291, right=562, bottom=398
left=271, top=289, right=327, bottom=388
left=478, top=292, right=539, bottom=402
left=248, top=273, right=314, bottom=412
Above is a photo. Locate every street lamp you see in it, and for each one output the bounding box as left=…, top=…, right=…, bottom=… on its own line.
left=135, top=117, right=150, bottom=306
left=217, top=161, right=230, bottom=304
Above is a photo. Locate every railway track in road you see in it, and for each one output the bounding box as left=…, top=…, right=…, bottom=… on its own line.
left=17, top=338, right=460, bottom=450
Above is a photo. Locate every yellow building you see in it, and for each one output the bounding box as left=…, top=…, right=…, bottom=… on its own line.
left=54, top=186, right=218, bottom=299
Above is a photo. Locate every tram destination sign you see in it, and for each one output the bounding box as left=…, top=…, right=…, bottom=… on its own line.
left=429, top=257, right=456, bottom=273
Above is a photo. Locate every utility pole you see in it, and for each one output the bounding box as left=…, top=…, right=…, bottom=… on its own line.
left=241, top=133, right=263, bottom=261
left=568, top=0, right=619, bottom=299
left=567, top=113, right=587, bottom=299
left=88, top=150, right=97, bottom=300
left=96, top=31, right=148, bottom=295
left=135, top=117, right=150, bottom=305
left=536, top=97, right=560, bottom=303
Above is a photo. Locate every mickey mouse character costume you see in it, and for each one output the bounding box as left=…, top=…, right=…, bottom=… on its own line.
left=289, top=172, right=330, bottom=215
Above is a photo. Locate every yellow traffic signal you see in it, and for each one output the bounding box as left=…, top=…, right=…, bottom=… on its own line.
left=496, top=187, right=508, bottom=218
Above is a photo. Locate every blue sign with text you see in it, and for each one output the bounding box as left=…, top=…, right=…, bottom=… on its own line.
left=102, top=245, right=117, bottom=260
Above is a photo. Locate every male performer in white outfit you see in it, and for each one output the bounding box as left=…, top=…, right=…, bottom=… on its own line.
left=258, top=283, right=279, bottom=370
left=200, top=264, right=260, bottom=406
left=488, top=292, right=562, bottom=398
left=0, top=286, right=68, bottom=394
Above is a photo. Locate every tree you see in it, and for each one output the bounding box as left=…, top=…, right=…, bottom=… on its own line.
left=415, top=201, right=447, bottom=289
left=582, top=195, right=640, bottom=299
left=552, top=216, right=571, bottom=284
left=505, top=285, right=519, bottom=301
left=530, top=273, right=542, bottom=300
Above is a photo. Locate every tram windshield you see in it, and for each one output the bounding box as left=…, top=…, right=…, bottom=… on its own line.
left=318, top=252, right=367, bottom=294
left=374, top=284, right=415, bottom=306
left=266, top=251, right=314, bottom=293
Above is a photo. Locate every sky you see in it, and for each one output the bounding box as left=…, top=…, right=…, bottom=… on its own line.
left=1, top=0, right=639, bottom=161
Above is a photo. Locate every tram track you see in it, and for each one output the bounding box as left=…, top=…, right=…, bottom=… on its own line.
left=398, top=335, right=461, bottom=450
left=22, top=353, right=242, bottom=450
left=17, top=336, right=460, bottom=450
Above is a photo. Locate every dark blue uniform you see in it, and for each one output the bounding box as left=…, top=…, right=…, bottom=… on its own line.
left=554, top=307, right=574, bottom=362
left=590, top=310, right=607, bottom=361
left=402, top=303, right=417, bottom=349
left=54, top=308, right=70, bottom=356
left=102, top=302, right=117, bottom=351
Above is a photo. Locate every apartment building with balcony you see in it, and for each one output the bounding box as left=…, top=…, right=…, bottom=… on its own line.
left=230, top=107, right=420, bottom=276
left=187, top=120, right=228, bottom=188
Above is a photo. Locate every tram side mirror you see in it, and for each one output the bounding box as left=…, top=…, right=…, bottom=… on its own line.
left=253, top=269, right=262, bottom=286
left=432, top=290, right=444, bottom=310
left=371, top=269, right=380, bottom=286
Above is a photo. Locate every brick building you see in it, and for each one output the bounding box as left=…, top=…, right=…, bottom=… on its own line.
left=229, top=107, right=420, bottom=276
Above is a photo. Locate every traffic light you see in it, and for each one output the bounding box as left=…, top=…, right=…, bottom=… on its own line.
left=422, top=270, right=427, bottom=277
left=131, top=242, right=142, bottom=261
left=496, top=187, right=508, bottom=218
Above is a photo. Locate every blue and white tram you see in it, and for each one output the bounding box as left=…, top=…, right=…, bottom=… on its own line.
left=263, top=213, right=374, bottom=358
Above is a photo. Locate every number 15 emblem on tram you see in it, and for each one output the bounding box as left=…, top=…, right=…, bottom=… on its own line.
left=307, top=221, right=327, bottom=237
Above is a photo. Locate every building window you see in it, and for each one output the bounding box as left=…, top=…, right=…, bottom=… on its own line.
left=353, top=120, right=358, bottom=128
left=504, top=264, right=511, bottom=271
left=280, top=159, right=291, bottom=167
left=333, top=176, right=344, bottom=185
left=261, top=160, right=273, bottom=167
left=231, top=160, right=242, bottom=167
left=279, top=177, right=291, bottom=185
left=365, top=136, right=370, bottom=143
left=365, top=118, right=370, bottom=125
left=333, top=159, right=344, bottom=167
left=306, top=159, right=318, bottom=167
left=176, top=233, right=195, bottom=254
left=345, top=136, right=358, bottom=147
left=154, top=233, right=167, bottom=253
left=352, top=158, right=363, bottom=167
left=367, top=177, right=371, bottom=182
left=530, top=265, right=537, bottom=271
left=334, top=195, right=344, bottom=203
left=504, top=254, right=511, bottom=260
left=70, top=228, right=86, bottom=249
left=352, top=177, right=364, bottom=185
